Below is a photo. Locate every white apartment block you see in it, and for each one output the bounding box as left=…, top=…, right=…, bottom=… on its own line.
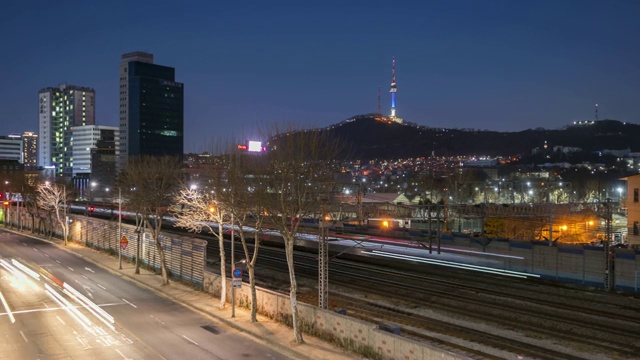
left=69, top=125, right=119, bottom=177
left=0, top=134, right=22, bottom=162
left=38, top=84, right=95, bottom=175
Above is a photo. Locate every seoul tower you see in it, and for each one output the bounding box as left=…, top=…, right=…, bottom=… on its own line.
left=389, top=56, right=403, bottom=123
left=390, top=56, right=397, bottom=117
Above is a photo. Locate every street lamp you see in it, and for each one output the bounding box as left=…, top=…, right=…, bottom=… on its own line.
left=118, top=187, right=122, bottom=270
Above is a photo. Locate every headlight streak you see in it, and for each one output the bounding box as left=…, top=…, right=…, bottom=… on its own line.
left=11, top=259, right=41, bottom=281
left=44, top=283, right=96, bottom=336
left=62, top=283, right=115, bottom=331
left=367, top=249, right=541, bottom=279
left=0, top=259, right=39, bottom=291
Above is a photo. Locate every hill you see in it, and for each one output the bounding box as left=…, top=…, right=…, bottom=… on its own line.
left=317, top=114, right=640, bottom=160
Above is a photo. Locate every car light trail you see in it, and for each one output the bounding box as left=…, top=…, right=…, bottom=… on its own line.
left=45, top=283, right=96, bottom=335
left=63, top=283, right=115, bottom=331
left=11, top=259, right=41, bottom=280
left=366, top=249, right=540, bottom=279
left=0, top=259, right=39, bottom=291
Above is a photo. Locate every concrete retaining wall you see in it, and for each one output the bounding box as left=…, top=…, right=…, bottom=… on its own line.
left=203, top=271, right=469, bottom=360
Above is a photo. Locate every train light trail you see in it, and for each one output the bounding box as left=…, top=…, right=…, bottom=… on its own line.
left=366, top=249, right=540, bottom=279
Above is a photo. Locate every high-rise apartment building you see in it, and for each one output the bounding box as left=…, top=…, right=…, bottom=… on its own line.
left=38, top=84, right=95, bottom=176
left=118, top=51, right=183, bottom=169
left=0, top=135, right=22, bottom=162
left=22, top=132, right=38, bottom=170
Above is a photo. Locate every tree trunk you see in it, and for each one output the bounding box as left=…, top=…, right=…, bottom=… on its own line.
left=217, top=222, right=226, bottom=309
left=135, top=229, right=141, bottom=274
left=155, top=234, right=169, bottom=285
left=248, top=264, right=257, bottom=322
left=149, top=217, right=169, bottom=286
left=284, top=236, right=303, bottom=343
left=135, top=216, right=143, bottom=274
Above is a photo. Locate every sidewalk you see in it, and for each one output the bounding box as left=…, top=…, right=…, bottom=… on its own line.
left=15, top=230, right=363, bottom=360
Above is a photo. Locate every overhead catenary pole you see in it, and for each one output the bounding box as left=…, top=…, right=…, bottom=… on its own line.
left=319, top=216, right=330, bottom=309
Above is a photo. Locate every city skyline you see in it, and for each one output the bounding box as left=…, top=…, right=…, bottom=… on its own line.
left=2, top=1, right=640, bottom=153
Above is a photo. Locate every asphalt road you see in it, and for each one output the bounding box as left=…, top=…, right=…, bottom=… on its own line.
left=0, top=230, right=288, bottom=360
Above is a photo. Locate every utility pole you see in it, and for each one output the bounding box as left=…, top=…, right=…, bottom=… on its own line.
left=604, top=198, right=613, bottom=291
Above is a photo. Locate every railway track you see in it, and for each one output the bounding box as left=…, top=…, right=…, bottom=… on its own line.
left=247, top=247, right=640, bottom=359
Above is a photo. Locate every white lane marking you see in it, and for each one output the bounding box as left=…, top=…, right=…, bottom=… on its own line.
left=81, top=285, right=94, bottom=299
left=56, top=315, right=66, bottom=325
left=81, top=275, right=89, bottom=280
left=43, top=302, right=49, bottom=308
left=44, top=253, right=50, bottom=257
left=182, top=335, right=198, bottom=346
left=55, top=260, right=61, bottom=264
left=0, top=303, right=122, bottom=317
left=21, top=243, right=27, bottom=246
left=96, top=284, right=106, bottom=290
left=76, top=335, right=91, bottom=349
left=122, top=299, right=137, bottom=308
left=150, top=315, right=165, bottom=325
left=67, top=267, right=74, bottom=271
left=32, top=248, right=38, bottom=252
left=0, top=290, right=15, bottom=323
left=19, top=331, right=28, bottom=342
left=84, top=267, right=95, bottom=273
left=115, top=349, right=132, bottom=360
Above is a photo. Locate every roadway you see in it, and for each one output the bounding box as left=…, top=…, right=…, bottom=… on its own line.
left=0, top=230, right=289, bottom=360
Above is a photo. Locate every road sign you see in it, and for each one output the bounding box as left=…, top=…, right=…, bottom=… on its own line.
left=232, top=268, right=243, bottom=278
left=232, top=278, right=242, bottom=289
left=120, top=235, right=129, bottom=250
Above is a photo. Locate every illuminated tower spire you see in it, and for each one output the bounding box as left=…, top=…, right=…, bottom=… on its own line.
left=595, top=103, right=599, bottom=120
left=389, top=56, right=397, bottom=118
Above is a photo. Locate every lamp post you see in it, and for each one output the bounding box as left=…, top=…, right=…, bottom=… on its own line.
left=4, top=181, right=9, bottom=227
left=63, top=184, right=67, bottom=246
left=118, top=187, right=122, bottom=270
left=231, top=211, right=236, bottom=318
left=88, top=181, right=97, bottom=215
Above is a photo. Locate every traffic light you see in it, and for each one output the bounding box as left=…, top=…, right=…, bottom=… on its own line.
left=89, top=206, right=95, bottom=214
left=2, top=201, right=8, bottom=207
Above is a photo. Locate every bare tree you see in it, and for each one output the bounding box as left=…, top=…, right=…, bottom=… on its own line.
left=172, top=184, right=229, bottom=308
left=218, top=152, right=269, bottom=322
left=260, top=124, right=343, bottom=343
left=36, top=181, right=71, bottom=245
left=118, top=156, right=183, bottom=285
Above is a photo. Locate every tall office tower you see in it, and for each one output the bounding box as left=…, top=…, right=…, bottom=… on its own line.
left=22, top=132, right=38, bottom=170
left=67, top=125, right=119, bottom=178
left=38, top=84, right=95, bottom=176
left=118, top=51, right=183, bottom=169
left=0, top=134, right=22, bottom=162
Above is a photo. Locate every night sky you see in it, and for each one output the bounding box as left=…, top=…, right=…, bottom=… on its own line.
left=2, top=0, right=639, bottom=153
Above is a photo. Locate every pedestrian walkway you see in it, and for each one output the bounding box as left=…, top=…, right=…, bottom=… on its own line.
left=15, top=230, right=363, bottom=360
